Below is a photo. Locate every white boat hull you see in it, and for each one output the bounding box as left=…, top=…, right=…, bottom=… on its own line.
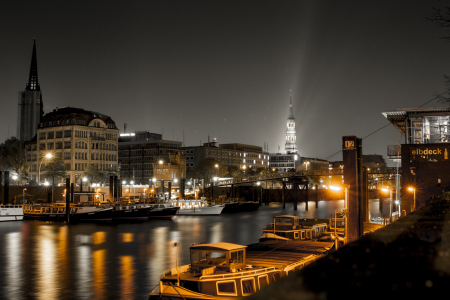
left=0, top=206, right=24, bottom=222
left=176, top=205, right=224, bottom=215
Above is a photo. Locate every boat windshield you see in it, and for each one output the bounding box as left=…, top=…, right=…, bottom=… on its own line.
left=275, top=218, right=293, bottom=225
left=191, top=250, right=227, bottom=266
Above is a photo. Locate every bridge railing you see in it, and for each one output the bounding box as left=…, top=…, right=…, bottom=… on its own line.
left=213, top=167, right=401, bottom=187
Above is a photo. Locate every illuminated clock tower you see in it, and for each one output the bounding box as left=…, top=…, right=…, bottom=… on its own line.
left=285, top=96, right=297, bottom=154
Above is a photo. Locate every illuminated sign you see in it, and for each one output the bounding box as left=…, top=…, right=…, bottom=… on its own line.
left=410, top=146, right=449, bottom=161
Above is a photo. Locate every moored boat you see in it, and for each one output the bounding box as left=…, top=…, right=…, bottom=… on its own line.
left=259, top=215, right=328, bottom=241
left=147, top=202, right=180, bottom=219
left=149, top=237, right=334, bottom=300
left=168, top=199, right=224, bottom=215
left=110, top=203, right=153, bottom=221
left=0, top=205, right=24, bottom=222
left=23, top=203, right=113, bottom=222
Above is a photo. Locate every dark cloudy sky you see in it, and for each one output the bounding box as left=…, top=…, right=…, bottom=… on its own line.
left=1, top=0, right=449, bottom=165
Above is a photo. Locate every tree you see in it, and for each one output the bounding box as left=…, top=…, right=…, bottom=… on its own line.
left=227, top=165, right=243, bottom=178
left=428, top=6, right=450, bottom=41
left=186, top=168, right=199, bottom=180
left=0, top=137, right=28, bottom=183
left=194, top=159, right=226, bottom=182
left=43, top=159, right=66, bottom=185
left=82, top=164, right=105, bottom=183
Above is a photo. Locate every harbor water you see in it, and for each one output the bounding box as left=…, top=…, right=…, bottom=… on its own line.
left=0, top=199, right=392, bottom=300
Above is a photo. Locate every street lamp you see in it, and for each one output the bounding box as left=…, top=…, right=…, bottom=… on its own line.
left=382, top=187, right=393, bottom=222
left=215, top=164, right=219, bottom=178
left=38, top=153, right=53, bottom=184
left=408, top=187, right=416, bottom=212
left=329, top=184, right=349, bottom=245
left=23, top=188, right=27, bottom=204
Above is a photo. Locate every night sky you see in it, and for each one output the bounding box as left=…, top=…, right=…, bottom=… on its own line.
left=1, top=0, right=449, bottom=165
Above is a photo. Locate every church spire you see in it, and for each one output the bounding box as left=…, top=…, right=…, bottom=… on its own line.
left=26, top=39, right=40, bottom=91
left=289, top=95, right=294, bottom=117
left=285, top=95, right=297, bottom=154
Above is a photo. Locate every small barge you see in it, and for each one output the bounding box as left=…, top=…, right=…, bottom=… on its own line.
left=149, top=216, right=335, bottom=299
left=23, top=204, right=113, bottom=222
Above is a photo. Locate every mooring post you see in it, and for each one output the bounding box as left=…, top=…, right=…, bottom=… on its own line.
left=293, top=182, right=298, bottom=210
left=4, top=171, right=9, bottom=204
left=378, top=188, right=383, bottom=212
left=315, top=184, right=319, bottom=208
left=343, top=136, right=364, bottom=243
left=109, top=176, right=113, bottom=201
left=305, top=184, right=309, bottom=211
left=65, top=178, right=70, bottom=223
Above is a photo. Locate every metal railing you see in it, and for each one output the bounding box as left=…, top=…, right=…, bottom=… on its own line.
left=213, top=167, right=401, bottom=186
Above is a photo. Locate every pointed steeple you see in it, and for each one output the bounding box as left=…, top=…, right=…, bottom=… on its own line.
left=26, top=39, right=40, bottom=91
left=288, top=95, right=294, bottom=117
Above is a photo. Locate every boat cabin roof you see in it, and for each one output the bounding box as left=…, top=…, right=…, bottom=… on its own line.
left=275, top=215, right=299, bottom=220
left=191, top=242, right=246, bottom=251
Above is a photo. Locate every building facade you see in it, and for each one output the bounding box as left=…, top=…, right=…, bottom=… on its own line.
left=269, top=153, right=299, bottom=172
left=185, top=139, right=269, bottom=172
left=17, top=40, right=44, bottom=142
left=383, top=107, right=450, bottom=214
left=25, top=107, right=119, bottom=184
left=118, top=131, right=185, bottom=184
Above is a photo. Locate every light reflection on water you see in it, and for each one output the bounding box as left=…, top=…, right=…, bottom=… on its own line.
left=0, top=201, right=391, bottom=299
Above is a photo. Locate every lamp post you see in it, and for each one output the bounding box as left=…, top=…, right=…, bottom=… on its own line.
left=215, top=164, right=219, bottom=178
left=23, top=188, right=27, bottom=204
left=329, top=184, right=349, bottom=245
left=38, top=153, right=53, bottom=184
left=382, top=187, right=393, bottom=223
left=408, top=187, right=416, bottom=212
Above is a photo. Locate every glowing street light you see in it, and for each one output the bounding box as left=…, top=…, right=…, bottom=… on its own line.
left=122, top=180, right=126, bottom=185
left=382, top=187, right=394, bottom=222
left=38, top=153, right=53, bottom=184
left=408, top=187, right=416, bottom=211
left=329, top=184, right=349, bottom=244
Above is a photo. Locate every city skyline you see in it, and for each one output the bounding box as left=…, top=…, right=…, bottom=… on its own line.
left=1, top=1, right=450, bottom=164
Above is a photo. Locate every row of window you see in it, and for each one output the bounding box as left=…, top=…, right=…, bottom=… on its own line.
left=39, top=130, right=71, bottom=140
left=121, top=163, right=154, bottom=169
left=286, top=135, right=296, bottom=141
left=74, top=163, right=116, bottom=171
left=90, top=142, right=117, bottom=151
left=75, top=130, right=88, bottom=138
left=118, top=149, right=183, bottom=155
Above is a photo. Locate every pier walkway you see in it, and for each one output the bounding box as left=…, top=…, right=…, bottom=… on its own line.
left=246, top=199, right=450, bottom=299
left=212, top=167, right=400, bottom=186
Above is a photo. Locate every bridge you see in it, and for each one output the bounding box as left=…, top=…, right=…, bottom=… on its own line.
left=212, top=167, right=401, bottom=187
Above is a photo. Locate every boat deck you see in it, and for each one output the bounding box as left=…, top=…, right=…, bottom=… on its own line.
left=246, top=239, right=335, bottom=271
